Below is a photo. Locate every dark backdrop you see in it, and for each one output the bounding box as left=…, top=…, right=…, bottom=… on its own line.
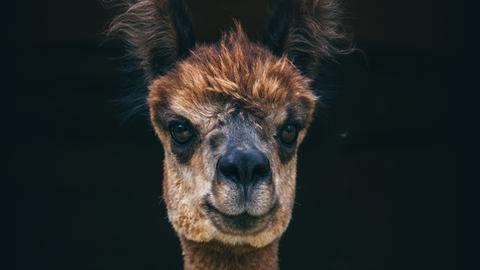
left=13, top=1, right=466, bottom=269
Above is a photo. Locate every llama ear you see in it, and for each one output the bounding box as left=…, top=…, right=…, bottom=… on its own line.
left=108, top=0, right=195, bottom=81
left=263, top=0, right=352, bottom=81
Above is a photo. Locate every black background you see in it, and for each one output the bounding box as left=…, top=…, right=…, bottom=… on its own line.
left=13, top=0, right=469, bottom=269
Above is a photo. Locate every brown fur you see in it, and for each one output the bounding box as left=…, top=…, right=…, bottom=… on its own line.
left=181, top=237, right=279, bottom=270
left=148, top=25, right=316, bottom=125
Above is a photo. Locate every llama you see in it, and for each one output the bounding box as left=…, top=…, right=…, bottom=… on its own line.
left=108, top=0, right=350, bottom=269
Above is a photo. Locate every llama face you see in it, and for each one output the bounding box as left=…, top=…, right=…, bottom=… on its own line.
left=148, top=30, right=316, bottom=247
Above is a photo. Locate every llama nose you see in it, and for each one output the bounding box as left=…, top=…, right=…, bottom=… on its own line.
left=217, top=148, right=271, bottom=186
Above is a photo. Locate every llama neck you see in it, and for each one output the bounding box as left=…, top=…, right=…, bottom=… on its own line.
left=180, top=237, right=279, bottom=270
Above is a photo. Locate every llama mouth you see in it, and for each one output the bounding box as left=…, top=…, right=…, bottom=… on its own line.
left=203, top=201, right=278, bottom=236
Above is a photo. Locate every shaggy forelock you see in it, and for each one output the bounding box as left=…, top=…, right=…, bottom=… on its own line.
left=148, top=24, right=317, bottom=120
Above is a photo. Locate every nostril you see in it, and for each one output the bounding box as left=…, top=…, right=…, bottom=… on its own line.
left=252, top=161, right=270, bottom=179
left=218, top=159, right=240, bottom=181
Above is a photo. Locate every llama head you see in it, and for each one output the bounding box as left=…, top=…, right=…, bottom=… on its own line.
left=109, top=0, right=350, bottom=248
left=148, top=28, right=316, bottom=247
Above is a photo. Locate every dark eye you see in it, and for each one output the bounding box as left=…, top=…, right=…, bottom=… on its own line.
left=279, top=124, right=298, bottom=145
left=170, top=122, right=194, bottom=144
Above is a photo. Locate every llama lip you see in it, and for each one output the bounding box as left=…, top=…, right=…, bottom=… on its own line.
left=204, top=201, right=278, bottom=235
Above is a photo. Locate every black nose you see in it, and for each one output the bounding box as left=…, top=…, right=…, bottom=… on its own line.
left=217, top=148, right=271, bottom=185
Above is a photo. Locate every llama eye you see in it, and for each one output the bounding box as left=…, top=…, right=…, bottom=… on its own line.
left=279, top=124, right=298, bottom=145
left=170, top=122, right=194, bottom=144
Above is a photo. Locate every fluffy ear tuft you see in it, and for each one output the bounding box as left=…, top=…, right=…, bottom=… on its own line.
left=263, top=0, right=353, bottom=107
left=264, top=0, right=353, bottom=79
left=106, top=0, right=195, bottom=81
